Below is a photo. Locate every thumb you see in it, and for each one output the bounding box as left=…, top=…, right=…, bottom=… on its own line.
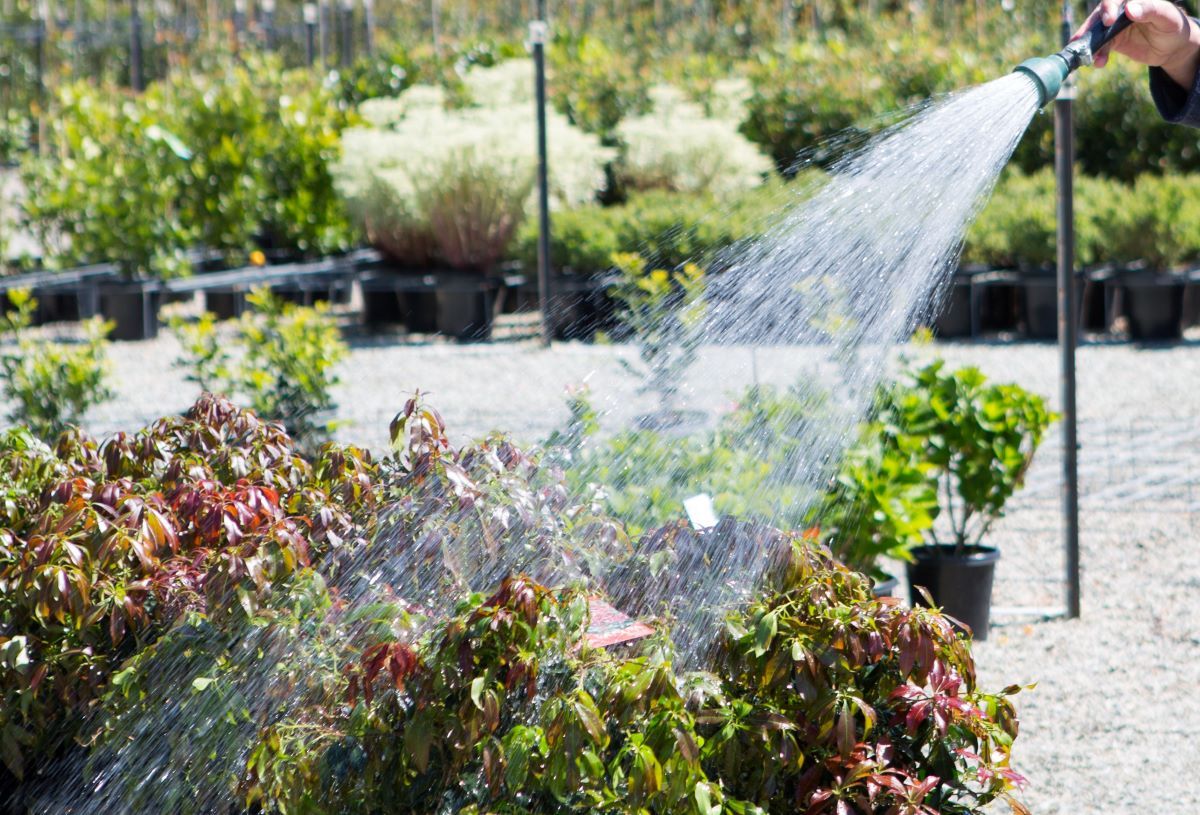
left=1125, top=0, right=1192, bottom=35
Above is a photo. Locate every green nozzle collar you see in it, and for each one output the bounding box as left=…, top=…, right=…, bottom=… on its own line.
left=1013, top=55, right=1070, bottom=107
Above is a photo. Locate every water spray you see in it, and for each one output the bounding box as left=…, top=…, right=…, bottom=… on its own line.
left=1015, top=6, right=1134, bottom=106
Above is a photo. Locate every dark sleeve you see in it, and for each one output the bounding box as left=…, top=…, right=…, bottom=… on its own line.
left=1148, top=21, right=1200, bottom=127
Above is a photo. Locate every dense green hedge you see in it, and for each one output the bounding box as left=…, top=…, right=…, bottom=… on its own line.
left=20, top=57, right=353, bottom=278
left=965, top=168, right=1200, bottom=270
left=511, top=175, right=821, bottom=275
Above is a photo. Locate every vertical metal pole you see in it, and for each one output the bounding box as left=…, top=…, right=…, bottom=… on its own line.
left=262, top=0, right=276, bottom=49
left=33, top=7, right=46, bottom=154
left=232, top=0, right=246, bottom=54
left=362, top=0, right=374, bottom=56
left=319, top=0, right=330, bottom=67
left=129, top=0, right=143, bottom=90
left=339, top=0, right=353, bottom=67
left=532, top=0, right=552, bottom=346
left=303, top=3, right=317, bottom=66
left=1056, top=1, right=1081, bottom=619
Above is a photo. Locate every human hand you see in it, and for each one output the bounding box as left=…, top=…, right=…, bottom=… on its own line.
left=1075, top=0, right=1200, bottom=88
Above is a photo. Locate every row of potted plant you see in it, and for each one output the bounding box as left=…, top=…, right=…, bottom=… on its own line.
left=935, top=169, right=1200, bottom=342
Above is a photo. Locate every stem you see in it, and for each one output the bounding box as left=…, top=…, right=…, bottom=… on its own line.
left=942, top=469, right=959, bottom=554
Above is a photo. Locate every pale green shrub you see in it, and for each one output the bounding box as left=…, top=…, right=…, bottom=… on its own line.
left=616, top=84, right=773, bottom=196
left=338, top=68, right=615, bottom=267
left=1, top=289, right=114, bottom=441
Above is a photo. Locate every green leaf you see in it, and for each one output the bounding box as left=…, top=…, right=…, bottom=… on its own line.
left=470, top=675, right=487, bottom=711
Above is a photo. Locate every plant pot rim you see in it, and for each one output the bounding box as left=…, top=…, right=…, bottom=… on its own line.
left=871, top=573, right=899, bottom=597
left=911, top=544, right=1000, bottom=564
left=98, top=277, right=163, bottom=292
left=1117, top=268, right=1187, bottom=286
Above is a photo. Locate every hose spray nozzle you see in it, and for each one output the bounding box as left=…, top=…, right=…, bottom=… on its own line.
left=1014, top=4, right=1135, bottom=106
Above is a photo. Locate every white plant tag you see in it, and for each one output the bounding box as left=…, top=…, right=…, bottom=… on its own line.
left=683, top=494, right=718, bottom=531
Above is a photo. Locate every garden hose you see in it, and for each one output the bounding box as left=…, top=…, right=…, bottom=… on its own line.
left=1014, top=4, right=1135, bottom=106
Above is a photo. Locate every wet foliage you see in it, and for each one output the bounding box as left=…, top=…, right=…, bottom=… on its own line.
left=0, top=290, right=115, bottom=443
left=0, top=395, right=374, bottom=787
left=232, top=537, right=1029, bottom=815
left=0, top=396, right=1028, bottom=814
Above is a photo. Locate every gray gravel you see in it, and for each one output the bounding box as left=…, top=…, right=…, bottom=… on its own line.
left=1, top=325, right=1197, bottom=814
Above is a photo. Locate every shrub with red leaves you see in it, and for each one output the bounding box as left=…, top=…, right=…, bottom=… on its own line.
left=0, top=394, right=376, bottom=781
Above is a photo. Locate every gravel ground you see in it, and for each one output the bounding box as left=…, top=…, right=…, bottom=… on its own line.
left=2, top=321, right=1197, bottom=814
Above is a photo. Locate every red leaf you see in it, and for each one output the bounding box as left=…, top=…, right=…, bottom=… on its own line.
left=905, top=701, right=930, bottom=734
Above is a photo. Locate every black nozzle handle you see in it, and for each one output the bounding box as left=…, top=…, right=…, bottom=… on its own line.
left=1080, top=5, right=1135, bottom=59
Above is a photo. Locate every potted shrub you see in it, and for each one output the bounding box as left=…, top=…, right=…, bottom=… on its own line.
left=1106, top=174, right=1200, bottom=342
left=880, top=360, right=1055, bottom=639
left=813, top=423, right=939, bottom=597
left=20, top=83, right=195, bottom=340
left=965, top=170, right=1068, bottom=340
left=336, top=71, right=614, bottom=339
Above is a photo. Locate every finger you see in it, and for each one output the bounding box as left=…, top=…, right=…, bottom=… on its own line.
left=1124, top=0, right=1192, bottom=35
left=1094, top=51, right=1110, bottom=68
left=1100, top=0, right=1125, bottom=25
left=1073, top=3, right=1105, bottom=39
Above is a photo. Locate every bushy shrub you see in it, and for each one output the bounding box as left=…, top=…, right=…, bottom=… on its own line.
left=965, top=169, right=1200, bottom=271
left=615, top=84, right=773, bottom=196
left=741, top=26, right=990, bottom=173
left=0, top=394, right=375, bottom=785
left=512, top=204, right=622, bottom=274
left=171, top=289, right=348, bottom=448
left=608, top=253, right=707, bottom=413
left=240, top=531, right=1027, bottom=815
left=22, top=63, right=351, bottom=276
left=0, top=289, right=114, bottom=442
left=21, top=83, right=196, bottom=279
left=549, top=34, right=652, bottom=141
left=878, top=360, right=1055, bottom=553
left=338, top=71, right=614, bottom=268
left=1105, top=173, right=1200, bottom=270
left=0, top=391, right=1027, bottom=813
left=147, top=58, right=353, bottom=260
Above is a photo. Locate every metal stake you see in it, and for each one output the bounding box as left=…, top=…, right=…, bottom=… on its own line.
left=303, top=3, right=317, bottom=66
left=532, top=0, right=552, bottom=346
left=339, top=0, right=353, bottom=67
left=362, top=0, right=374, bottom=56
left=129, top=0, right=143, bottom=90
left=1056, top=1, right=1082, bottom=619
left=262, top=0, right=276, bottom=49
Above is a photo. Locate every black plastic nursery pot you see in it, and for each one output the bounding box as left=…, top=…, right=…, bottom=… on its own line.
left=434, top=274, right=497, bottom=342
left=1018, top=268, right=1059, bottom=340
left=977, top=279, right=1019, bottom=334
left=871, top=574, right=899, bottom=599
left=99, top=279, right=162, bottom=341
left=906, top=545, right=1000, bottom=640
left=932, top=276, right=972, bottom=338
left=1119, top=272, right=1185, bottom=342
left=33, top=291, right=92, bottom=325
left=549, top=273, right=621, bottom=341
left=204, top=288, right=248, bottom=320
left=1181, top=282, right=1200, bottom=329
